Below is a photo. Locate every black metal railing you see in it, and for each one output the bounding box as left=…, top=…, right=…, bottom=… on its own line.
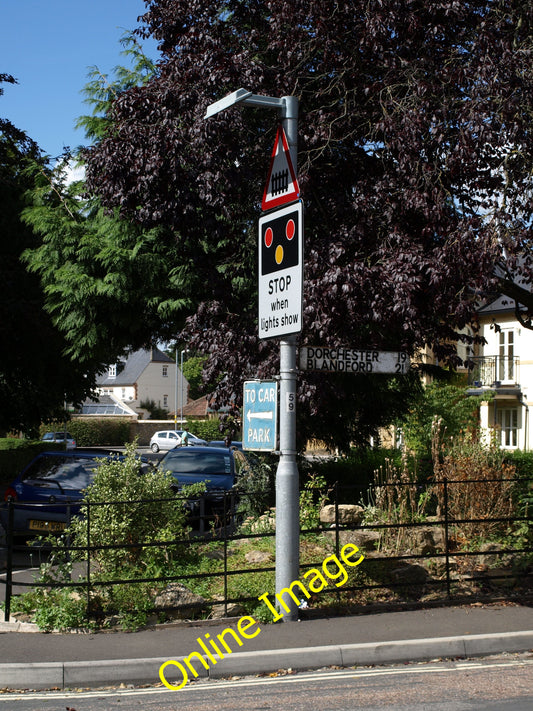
left=468, top=356, right=520, bottom=387
left=1, top=478, right=531, bottom=624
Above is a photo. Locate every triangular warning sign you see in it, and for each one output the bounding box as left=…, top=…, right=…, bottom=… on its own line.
left=261, top=125, right=300, bottom=211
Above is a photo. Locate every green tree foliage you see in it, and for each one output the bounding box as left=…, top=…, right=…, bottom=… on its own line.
left=181, top=354, right=208, bottom=400
left=20, top=35, right=193, bottom=369
left=139, top=398, right=168, bottom=419
left=401, top=382, right=490, bottom=459
left=21, top=156, right=194, bottom=366
left=79, top=1, right=532, bottom=447
left=0, top=75, right=97, bottom=433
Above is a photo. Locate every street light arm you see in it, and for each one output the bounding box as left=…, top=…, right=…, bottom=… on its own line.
left=204, top=89, right=288, bottom=119
left=242, top=95, right=286, bottom=111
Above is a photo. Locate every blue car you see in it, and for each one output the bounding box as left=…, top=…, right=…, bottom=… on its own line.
left=207, top=440, right=243, bottom=450
left=158, top=445, right=242, bottom=492
left=158, top=445, right=252, bottom=530
left=1, top=450, right=148, bottom=537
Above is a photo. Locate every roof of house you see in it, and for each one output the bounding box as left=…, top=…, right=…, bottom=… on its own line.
left=478, top=294, right=521, bottom=316
left=182, top=395, right=210, bottom=418
left=181, top=394, right=233, bottom=419
left=96, top=347, right=174, bottom=387
left=78, top=393, right=138, bottom=416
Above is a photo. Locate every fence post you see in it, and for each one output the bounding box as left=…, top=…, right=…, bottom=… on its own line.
left=4, top=500, right=14, bottom=622
left=86, top=500, right=91, bottom=619
left=199, top=496, right=206, bottom=536
left=334, top=481, right=341, bottom=603
left=443, top=477, right=451, bottom=598
left=334, top=481, right=339, bottom=556
left=223, top=492, right=228, bottom=616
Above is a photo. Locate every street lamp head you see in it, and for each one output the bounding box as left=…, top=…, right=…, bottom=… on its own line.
left=204, top=88, right=252, bottom=119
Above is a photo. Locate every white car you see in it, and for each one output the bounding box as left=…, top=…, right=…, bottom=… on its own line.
left=41, top=431, right=77, bottom=450
left=149, top=430, right=207, bottom=453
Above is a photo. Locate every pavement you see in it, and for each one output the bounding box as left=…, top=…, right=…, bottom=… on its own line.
left=0, top=603, right=532, bottom=690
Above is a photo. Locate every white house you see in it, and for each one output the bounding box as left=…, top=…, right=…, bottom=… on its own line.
left=467, top=295, right=533, bottom=450
left=91, top=347, right=189, bottom=417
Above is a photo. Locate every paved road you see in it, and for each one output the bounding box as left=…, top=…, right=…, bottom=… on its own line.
left=1, top=655, right=532, bottom=711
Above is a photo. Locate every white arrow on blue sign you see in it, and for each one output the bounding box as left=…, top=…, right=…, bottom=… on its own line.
left=243, top=380, right=278, bottom=451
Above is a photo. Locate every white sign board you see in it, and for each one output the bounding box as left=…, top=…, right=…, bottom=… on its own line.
left=243, top=380, right=278, bottom=451
left=300, top=347, right=410, bottom=374
left=258, top=202, right=303, bottom=339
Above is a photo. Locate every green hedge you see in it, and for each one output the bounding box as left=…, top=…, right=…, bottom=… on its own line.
left=301, top=447, right=407, bottom=496
left=186, top=419, right=233, bottom=442
left=41, top=420, right=132, bottom=447
left=506, top=450, right=533, bottom=479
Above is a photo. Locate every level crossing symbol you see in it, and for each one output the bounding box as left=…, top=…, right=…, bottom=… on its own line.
left=261, top=125, right=300, bottom=211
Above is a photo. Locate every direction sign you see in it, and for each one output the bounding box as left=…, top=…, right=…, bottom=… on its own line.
left=243, top=380, right=278, bottom=451
left=300, top=347, right=411, bottom=374
left=258, top=201, right=303, bottom=339
left=261, top=125, right=300, bottom=211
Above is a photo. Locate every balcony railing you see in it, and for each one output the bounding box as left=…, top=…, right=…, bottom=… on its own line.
left=467, top=356, right=520, bottom=388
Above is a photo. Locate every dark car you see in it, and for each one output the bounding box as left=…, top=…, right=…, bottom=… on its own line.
left=158, top=445, right=251, bottom=530
left=41, top=431, right=77, bottom=450
left=1, top=450, right=148, bottom=537
left=207, top=440, right=243, bottom=450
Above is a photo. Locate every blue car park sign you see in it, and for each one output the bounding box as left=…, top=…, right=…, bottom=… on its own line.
left=243, top=380, right=278, bottom=451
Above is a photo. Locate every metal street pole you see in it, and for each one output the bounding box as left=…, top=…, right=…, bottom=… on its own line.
left=272, top=96, right=299, bottom=621
left=205, top=91, right=300, bottom=620
left=174, top=348, right=178, bottom=429
left=180, top=349, right=187, bottom=425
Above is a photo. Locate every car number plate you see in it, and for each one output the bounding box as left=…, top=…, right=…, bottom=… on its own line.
left=29, top=519, right=66, bottom=532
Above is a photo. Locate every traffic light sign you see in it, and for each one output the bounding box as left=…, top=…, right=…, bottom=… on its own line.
left=258, top=202, right=303, bottom=339
left=261, top=206, right=299, bottom=275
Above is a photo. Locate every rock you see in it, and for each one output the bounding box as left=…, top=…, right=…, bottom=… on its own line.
left=245, top=550, right=273, bottom=565
left=411, top=526, right=446, bottom=555
left=390, top=563, right=428, bottom=585
left=250, top=509, right=276, bottom=533
left=154, top=583, right=205, bottom=618
left=210, top=596, right=245, bottom=619
left=320, top=504, right=364, bottom=526
left=476, top=542, right=502, bottom=568
left=324, top=529, right=381, bottom=551
left=482, top=567, right=516, bottom=588
left=206, top=548, right=236, bottom=560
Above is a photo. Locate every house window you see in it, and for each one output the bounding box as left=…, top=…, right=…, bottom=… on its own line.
left=162, top=365, right=168, bottom=377
left=497, top=408, right=518, bottom=448
left=121, top=388, right=126, bottom=399
left=108, top=364, right=117, bottom=379
left=498, top=330, right=515, bottom=382
left=163, top=394, right=168, bottom=408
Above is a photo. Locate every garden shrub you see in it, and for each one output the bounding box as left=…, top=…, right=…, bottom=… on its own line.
left=363, top=453, right=432, bottom=552
left=185, top=419, right=228, bottom=442
left=41, top=419, right=132, bottom=446
left=68, top=443, right=196, bottom=575
left=432, top=425, right=516, bottom=543
left=303, top=446, right=406, bottom=497
left=13, top=443, right=201, bottom=630
left=234, top=450, right=274, bottom=522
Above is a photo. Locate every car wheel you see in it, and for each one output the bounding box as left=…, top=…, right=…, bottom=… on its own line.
left=150, top=442, right=160, bottom=453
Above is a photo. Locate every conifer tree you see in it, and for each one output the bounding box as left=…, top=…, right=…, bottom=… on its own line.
left=0, top=75, right=97, bottom=432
